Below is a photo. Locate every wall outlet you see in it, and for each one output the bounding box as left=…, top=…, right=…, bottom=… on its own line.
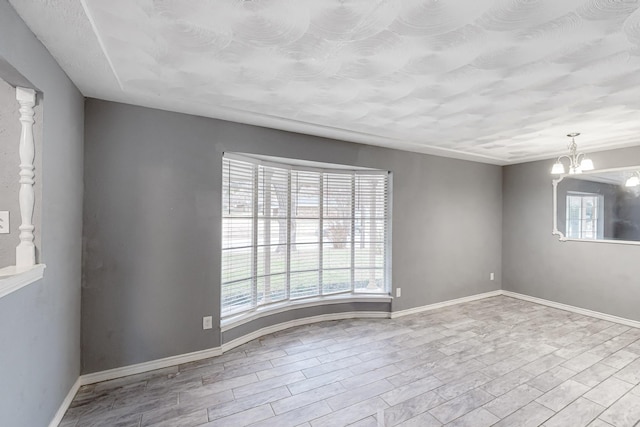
left=490, top=272, right=495, bottom=281
left=396, top=288, right=401, bottom=298
left=202, top=316, right=213, bottom=330
left=0, top=211, right=9, bottom=234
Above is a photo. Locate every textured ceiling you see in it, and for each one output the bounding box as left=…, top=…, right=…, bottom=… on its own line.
left=9, top=0, right=640, bottom=164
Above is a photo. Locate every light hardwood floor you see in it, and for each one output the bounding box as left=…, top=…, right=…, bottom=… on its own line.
left=60, top=296, right=640, bottom=426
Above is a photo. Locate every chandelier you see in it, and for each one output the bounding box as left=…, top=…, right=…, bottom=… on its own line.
left=551, top=133, right=594, bottom=175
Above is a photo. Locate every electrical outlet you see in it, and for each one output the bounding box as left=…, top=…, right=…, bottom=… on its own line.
left=0, top=211, right=9, bottom=234
left=202, top=316, right=213, bottom=330
left=490, top=272, right=495, bottom=281
left=396, top=288, right=401, bottom=298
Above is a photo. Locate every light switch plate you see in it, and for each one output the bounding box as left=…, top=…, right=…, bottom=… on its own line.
left=203, top=316, right=213, bottom=330
left=0, top=211, right=9, bottom=234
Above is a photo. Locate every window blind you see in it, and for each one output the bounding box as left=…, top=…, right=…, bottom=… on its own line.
left=221, top=155, right=390, bottom=318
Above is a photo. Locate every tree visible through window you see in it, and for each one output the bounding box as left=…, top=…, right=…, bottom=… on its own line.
left=221, top=155, right=390, bottom=318
left=566, top=192, right=603, bottom=239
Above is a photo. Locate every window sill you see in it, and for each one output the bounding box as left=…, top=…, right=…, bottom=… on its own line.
left=221, top=293, right=393, bottom=332
left=0, top=264, right=46, bottom=299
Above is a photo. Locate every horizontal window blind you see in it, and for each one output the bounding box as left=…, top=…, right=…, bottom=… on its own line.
left=222, top=158, right=256, bottom=315
left=221, top=155, right=390, bottom=318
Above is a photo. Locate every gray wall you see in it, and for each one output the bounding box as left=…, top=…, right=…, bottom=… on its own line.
left=0, top=1, right=84, bottom=426
left=83, top=99, right=502, bottom=374
left=503, top=145, right=640, bottom=321
left=0, top=77, right=42, bottom=266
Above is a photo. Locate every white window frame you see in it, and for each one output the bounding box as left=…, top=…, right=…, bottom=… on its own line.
left=221, top=153, right=392, bottom=329
left=565, top=191, right=604, bottom=240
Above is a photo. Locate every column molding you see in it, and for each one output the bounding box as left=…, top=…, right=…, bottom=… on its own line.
left=15, top=86, right=37, bottom=267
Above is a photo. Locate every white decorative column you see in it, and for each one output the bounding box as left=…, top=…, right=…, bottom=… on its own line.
left=15, top=87, right=37, bottom=267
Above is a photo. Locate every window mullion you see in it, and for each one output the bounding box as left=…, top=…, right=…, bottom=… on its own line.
left=286, top=171, right=292, bottom=301
left=580, top=197, right=585, bottom=237
left=319, top=174, right=324, bottom=296
left=350, top=174, right=356, bottom=293
left=251, top=165, right=259, bottom=309
left=384, top=175, right=390, bottom=293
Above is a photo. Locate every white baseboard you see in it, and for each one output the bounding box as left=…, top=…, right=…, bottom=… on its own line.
left=74, top=289, right=640, bottom=396
left=78, top=311, right=389, bottom=387
left=502, top=290, right=640, bottom=329
left=221, top=295, right=392, bottom=332
left=221, top=311, right=390, bottom=352
left=48, top=376, right=80, bottom=427
left=79, top=346, right=223, bottom=386
left=390, top=290, right=502, bottom=319
left=76, top=294, right=502, bottom=388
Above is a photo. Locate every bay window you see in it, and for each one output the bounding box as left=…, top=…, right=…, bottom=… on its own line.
left=221, top=154, right=390, bottom=318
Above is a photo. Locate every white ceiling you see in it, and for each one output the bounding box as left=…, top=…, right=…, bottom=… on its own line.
left=9, top=0, right=640, bottom=165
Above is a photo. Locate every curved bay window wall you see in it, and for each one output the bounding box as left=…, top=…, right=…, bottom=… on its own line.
left=221, top=154, right=390, bottom=319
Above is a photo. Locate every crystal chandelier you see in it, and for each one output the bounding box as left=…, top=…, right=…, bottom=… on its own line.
left=551, top=133, right=594, bottom=175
